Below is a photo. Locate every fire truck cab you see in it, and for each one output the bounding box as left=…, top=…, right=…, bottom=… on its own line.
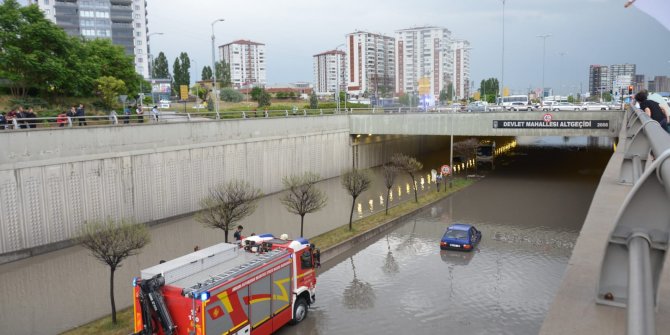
left=132, top=234, right=318, bottom=335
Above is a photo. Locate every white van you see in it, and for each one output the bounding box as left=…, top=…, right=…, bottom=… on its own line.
left=541, top=101, right=558, bottom=111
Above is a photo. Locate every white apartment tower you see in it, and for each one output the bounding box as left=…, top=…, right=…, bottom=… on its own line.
left=38, top=0, right=151, bottom=78
left=313, top=50, right=347, bottom=94
left=345, top=31, right=395, bottom=98
left=395, top=26, right=453, bottom=100
left=451, top=40, right=471, bottom=99
left=220, top=40, right=267, bottom=88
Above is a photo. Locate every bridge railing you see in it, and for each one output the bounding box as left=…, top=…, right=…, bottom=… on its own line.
left=597, top=102, right=670, bottom=335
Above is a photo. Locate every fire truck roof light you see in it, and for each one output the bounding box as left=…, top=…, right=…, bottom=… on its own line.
left=296, top=238, right=310, bottom=245
left=132, top=277, right=138, bottom=287
left=200, top=291, right=210, bottom=302
left=258, top=233, right=274, bottom=238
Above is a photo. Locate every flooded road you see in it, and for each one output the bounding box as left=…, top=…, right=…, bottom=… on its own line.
left=277, top=136, right=613, bottom=335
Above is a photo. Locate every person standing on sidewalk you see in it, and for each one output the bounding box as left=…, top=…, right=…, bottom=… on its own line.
left=76, top=104, right=87, bottom=126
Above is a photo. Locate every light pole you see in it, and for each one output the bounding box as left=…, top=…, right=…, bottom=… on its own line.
left=500, top=0, right=506, bottom=102
left=211, top=18, right=225, bottom=115
left=558, top=51, right=566, bottom=96
left=334, top=44, right=345, bottom=111
left=537, top=34, right=551, bottom=99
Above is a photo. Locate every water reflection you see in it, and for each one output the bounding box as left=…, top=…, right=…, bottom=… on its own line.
left=382, top=235, right=399, bottom=275
left=440, top=249, right=476, bottom=266
left=342, top=257, right=375, bottom=309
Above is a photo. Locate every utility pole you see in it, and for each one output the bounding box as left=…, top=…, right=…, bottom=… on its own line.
left=211, top=19, right=224, bottom=115
left=500, top=0, right=506, bottom=101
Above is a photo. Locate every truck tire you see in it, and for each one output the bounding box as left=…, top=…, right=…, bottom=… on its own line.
left=290, top=297, right=308, bottom=325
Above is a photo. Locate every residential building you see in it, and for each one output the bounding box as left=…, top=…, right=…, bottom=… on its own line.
left=220, top=40, right=267, bottom=88
left=634, top=74, right=646, bottom=92
left=345, top=31, right=395, bottom=99
left=313, top=50, right=347, bottom=95
left=37, top=0, right=151, bottom=78
left=610, top=63, right=636, bottom=87
left=395, top=26, right=453, bottom=102
left=589, top=65, right=609, bottom=97
left=651, top=76, right=670, bottom=93
left=451, top=40, right=471, bottom=100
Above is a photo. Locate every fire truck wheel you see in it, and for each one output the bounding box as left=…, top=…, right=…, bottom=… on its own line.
left=290, top=297, right=308, bottom=325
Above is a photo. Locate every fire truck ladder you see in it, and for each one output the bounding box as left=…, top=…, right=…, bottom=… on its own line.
left=134, top=274, right=177, bottom=335
left=182, top=248, right=289, bottom=298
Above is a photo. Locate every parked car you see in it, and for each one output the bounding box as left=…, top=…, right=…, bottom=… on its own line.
left=541, top=101, right=558, bottom=111
left=508, top=102, right=531, bottom=111
left=581, top=102, right=610, bottom=111
left=552, top=102, right=580, bottom=111
left=440, top=223, right=482, bottom=251
left=465, top=102, right=488, bottom=112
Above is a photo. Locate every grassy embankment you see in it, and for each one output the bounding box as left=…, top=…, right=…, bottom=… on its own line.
left=61, top=177, right=476, bottom=335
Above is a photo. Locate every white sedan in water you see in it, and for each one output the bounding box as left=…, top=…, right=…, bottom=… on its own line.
left=581, top=102, right=610, bottom=111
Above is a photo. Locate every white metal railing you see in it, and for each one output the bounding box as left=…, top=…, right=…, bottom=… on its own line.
left=597, top=102, right=670, bottom=335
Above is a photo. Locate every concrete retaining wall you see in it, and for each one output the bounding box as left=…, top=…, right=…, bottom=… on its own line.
left=0, top=116, right=445, bottom=262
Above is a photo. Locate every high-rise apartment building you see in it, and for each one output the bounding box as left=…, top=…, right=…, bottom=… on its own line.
left=589, top=65, right=609, bottom=97
left=220, top=40, right=266, bottom=88
left=610, top=63, right=636, bottom=86
left=651, top=76, right=670, bottom=92
left=451, top=40, right=471, bottom=100
left=395, top=26, right=453, bottom=100
left=313, top=50, right=347, bottom=95
left=37, top=0, right=151, bottom=78
left=345, top=31, right=395, bottom=98
left=634, top=74, right=646, bottom=92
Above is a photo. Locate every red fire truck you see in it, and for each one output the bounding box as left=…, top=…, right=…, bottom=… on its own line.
left=132, top=234, right=319, bottom=335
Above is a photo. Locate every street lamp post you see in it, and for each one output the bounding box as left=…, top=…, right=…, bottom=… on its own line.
left=500, top=0, right=506, bottom=102
left=334, top=44, right=345, bottom=111
left=537, top=34, right=552, bottom=99
left=211, top=18, right=225, bottom=116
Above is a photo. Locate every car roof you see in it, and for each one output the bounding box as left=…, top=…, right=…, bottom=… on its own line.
left=447, top=223, right=472, bottom=231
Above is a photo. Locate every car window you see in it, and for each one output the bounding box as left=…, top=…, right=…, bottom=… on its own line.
left=444, top=229, right=468, bottom=240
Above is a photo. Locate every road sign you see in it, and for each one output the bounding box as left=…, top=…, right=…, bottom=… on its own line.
left=180, top=85, right=189, bottom=101
left=543, top=113, right=553, bottom=123
left=440, top=164, right=451, bottom=175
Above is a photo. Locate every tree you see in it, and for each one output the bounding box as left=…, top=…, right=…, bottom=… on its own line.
left=172, top=52, right=190, bottom=90
left=602, top=92, right=612, bottom=102
left=195, top=180, right=262, bottom=243
left=153, top=52, right=170, bottom=79
left=341, top=170, right=372, bottom=231
left=480, top=78, right=500, bottom=103
left=250, top=87, right=263, bottom=101
left=191, top=85, right=207, bottom=101
left=391, top=153, right=423, bottom=203
left=382, top=163, right=397, bottom=215
left=439, top=89, right=447, bottom=105
left=77, top=219, right=150, bottom=324
left=201, top=65, right=212, bottom=81
left=567, top=95, right=575, bottom=103
left=0, top=1, right=77, bottom=98
left=452, top=138, right=479, bottom=175
left=95, top=76, right=126, bottom=111
left=258, top=88, right=271, bottom=108
left=220, top=87, right=244, bottom=102
left=446, top=83, right=455, bottom=102
left=309, top=91, right=318, bottom=109
left=280, top=172, right=328, bottom=237
left=214, top=60, right=231, bottom=87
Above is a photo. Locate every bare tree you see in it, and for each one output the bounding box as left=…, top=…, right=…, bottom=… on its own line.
left=452, top=138, right=479, bottom=175
left=280, top=172, right=328, bottom=237
left=341, top=169, right=372, bottom=231
left=196, top=180, right=262, bottom=243
left=391, top=153, right=423, bottom=203
left=382, top=163, right=397, bottom=215
left=77, top=219, right=150, bottom=324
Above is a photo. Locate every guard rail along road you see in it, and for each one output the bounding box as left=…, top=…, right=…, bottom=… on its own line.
left=597, top=102, right=670, bottom=335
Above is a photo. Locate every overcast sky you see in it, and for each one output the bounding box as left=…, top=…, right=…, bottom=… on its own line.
left=27, top=0, right=670, bottom=94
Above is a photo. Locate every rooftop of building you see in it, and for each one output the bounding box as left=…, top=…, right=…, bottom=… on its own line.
left=224, top=39, right=265, bottom=46
left=313, top=49, right=346, bottom=57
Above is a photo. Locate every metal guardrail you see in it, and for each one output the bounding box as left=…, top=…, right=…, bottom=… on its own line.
left=0, top=107, right=624, bottom=130
left=597, top=103, right=670, bottom=335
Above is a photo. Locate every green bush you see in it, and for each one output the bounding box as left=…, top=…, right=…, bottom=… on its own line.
left=220, top=88, right=244, bottom=102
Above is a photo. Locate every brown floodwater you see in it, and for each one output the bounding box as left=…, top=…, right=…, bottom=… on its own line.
left=276, top=136, right=613, bottom=335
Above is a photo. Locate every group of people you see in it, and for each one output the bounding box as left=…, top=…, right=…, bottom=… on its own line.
left=55, top=104, right=87, bottom=127
left=0, top=106, right=40, bottom=129
left=634, top=90, right=670, bottom=133
left=117, top=105, right=160, bottom=124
